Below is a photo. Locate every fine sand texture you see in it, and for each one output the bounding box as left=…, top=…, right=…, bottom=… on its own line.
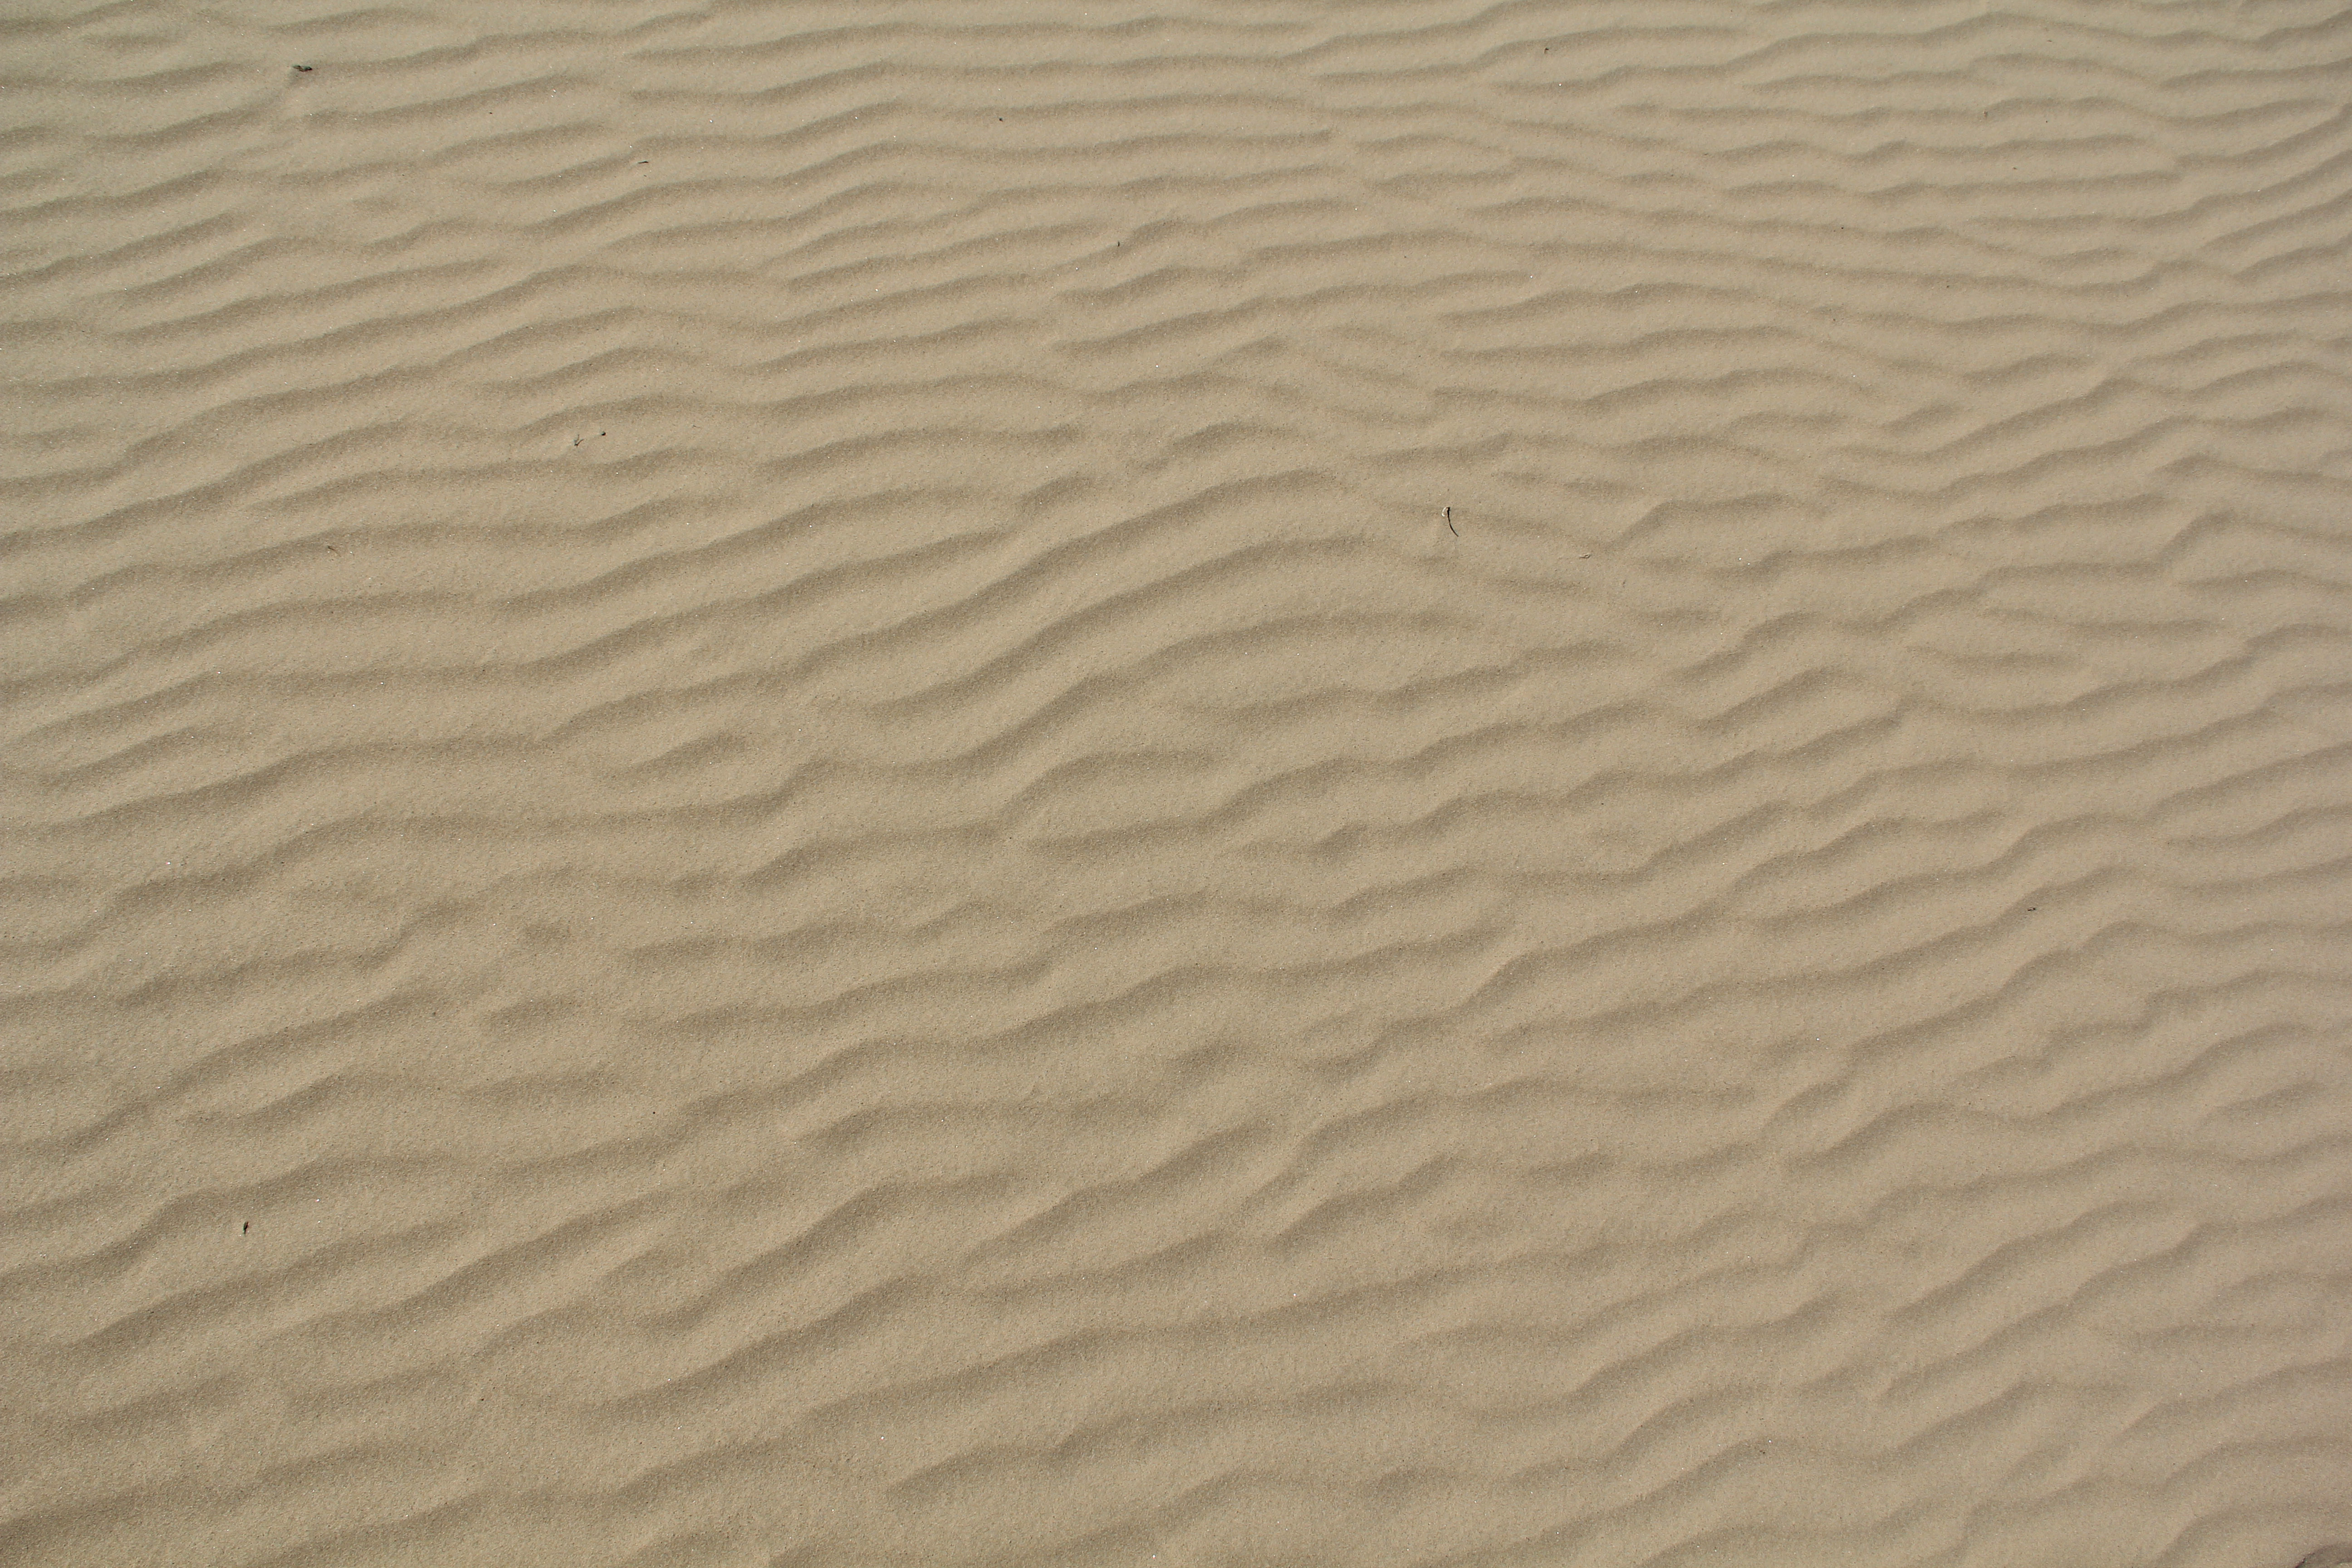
left=5, top=3, right=2352, bottom=1566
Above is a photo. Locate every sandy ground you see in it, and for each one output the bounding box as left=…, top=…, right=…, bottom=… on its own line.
left=4, top=2, right=2352, bottom=1565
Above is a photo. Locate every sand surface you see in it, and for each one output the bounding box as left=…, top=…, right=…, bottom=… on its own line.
left=5, top=2, right=2352, bottom=1565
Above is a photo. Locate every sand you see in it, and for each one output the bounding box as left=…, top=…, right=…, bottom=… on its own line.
left=4, top=1, right=2350, bottom=1565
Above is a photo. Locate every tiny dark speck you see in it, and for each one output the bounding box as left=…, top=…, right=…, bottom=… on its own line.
left=241, top=1222, right=250, bottom=1233
left=293, top=64, right=312, bottom=71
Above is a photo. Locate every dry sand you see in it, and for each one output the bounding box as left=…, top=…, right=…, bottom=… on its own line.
left=5, top=2, right=2352, bottom=1565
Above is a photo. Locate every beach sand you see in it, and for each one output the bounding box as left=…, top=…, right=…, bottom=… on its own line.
left=4, top=2, right=2351, bottom=1564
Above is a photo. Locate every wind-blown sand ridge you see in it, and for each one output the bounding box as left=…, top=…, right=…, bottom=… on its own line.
left=3, top=2, right=2350, bottom=1565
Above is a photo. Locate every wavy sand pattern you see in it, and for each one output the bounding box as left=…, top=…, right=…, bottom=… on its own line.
left=5, top=2, right=2352, bottom=1564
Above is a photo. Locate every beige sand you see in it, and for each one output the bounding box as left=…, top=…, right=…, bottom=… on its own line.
left=4, top=2, right=2351, bottom=1564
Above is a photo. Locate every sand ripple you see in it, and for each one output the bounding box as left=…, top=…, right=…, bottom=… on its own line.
left=4, top=2, right=2351, bottom=1565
